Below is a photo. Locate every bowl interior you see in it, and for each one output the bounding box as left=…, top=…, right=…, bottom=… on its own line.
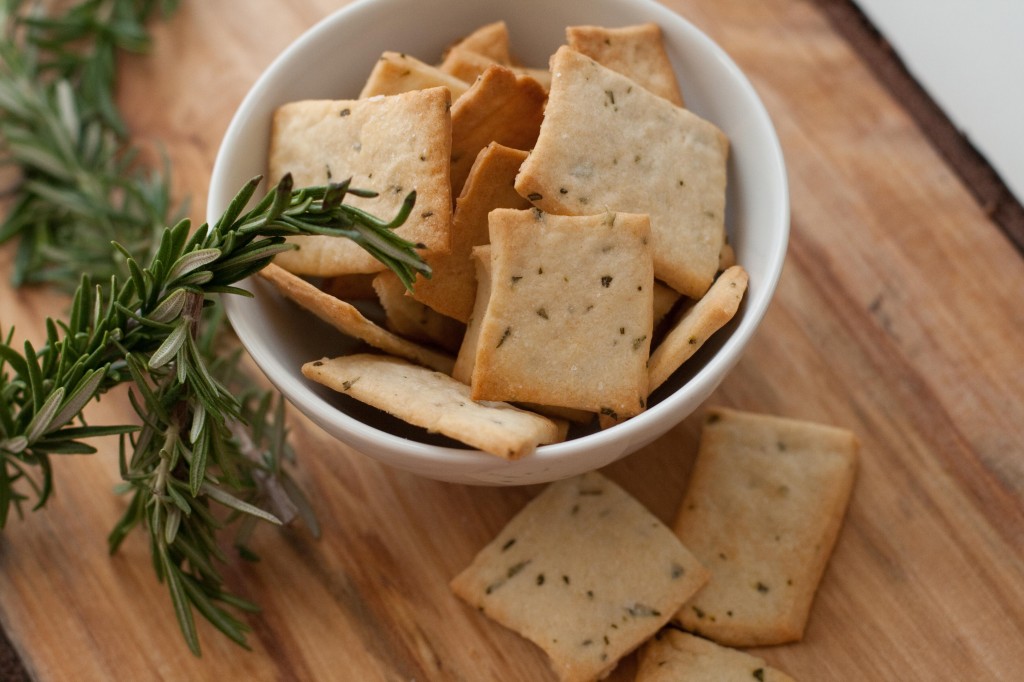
left=210, top=0, right=788, bottom=484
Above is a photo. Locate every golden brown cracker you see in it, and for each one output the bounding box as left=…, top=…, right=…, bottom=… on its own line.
left=648, top=265, right=747, bottom=393
left=515, top=46, right=728, bottom=298
left=413, top=143, right=531, bottom=323
left=302, top=353, right=565, bottom=459
left=471, top=209, right=653, bottom=419
left=451, top=472, right=709, bottom=682
left=359, top=51, right=470, bottom=99
left=443, top=21, right=512, bottom=65
left=372, top=271, right=465, bottom=354
left=566, top=23, right=685, bottom=106
left=673, top=407, right=859, bottom=646
left=636, top=629, right=797, bottom=682
left=450, top=65, right=547, bottom=198
left=258, top=264, right=454, bottom=374
left=269, top=88, right=452, bottom=276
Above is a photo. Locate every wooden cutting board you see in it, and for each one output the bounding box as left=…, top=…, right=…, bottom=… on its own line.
left=2, top=0, right=1023, bottom=679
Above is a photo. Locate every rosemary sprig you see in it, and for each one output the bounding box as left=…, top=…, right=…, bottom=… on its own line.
left=1, top=175, right=427, bottom=653
left=0, top=0, right=180, bottom=289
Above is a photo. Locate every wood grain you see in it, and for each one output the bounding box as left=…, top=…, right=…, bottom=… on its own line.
left=2, top=0, right=1023, bottom=679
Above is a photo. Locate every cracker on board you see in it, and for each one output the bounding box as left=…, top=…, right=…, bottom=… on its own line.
left=440, top=46, right=553, bottom=92
left=636, top=629, right=796, bottom=682
left=414, top=143, right=531, bottom=323
left=443, top=20, right=512, bottom=64
left=302, top=354, right=566, bottom=459
left=450, top=65, right=546, bottom=198
left=471, top=209, right=654, bottom=419
left=515, top=46, right=728, bottom=299
left=451, top=471, right=709, bottom=682
left=372, top=271, right=465, bottom=354
left=359, top=51, right=470, bottom=100
left=566, top=23, right=685, bottom=106
left=648, top=265, right=748, bottom=393
left=258, top=263, right=454, bottom=374
left=672, top=407, right=859, bottom=647
left=268, top=87, right=452, bottom=276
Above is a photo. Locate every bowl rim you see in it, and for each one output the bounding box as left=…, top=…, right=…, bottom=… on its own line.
left=211, top=0, right=790, bottom=475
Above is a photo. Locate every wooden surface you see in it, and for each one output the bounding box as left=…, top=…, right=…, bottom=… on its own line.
left=3, top=0, right=1024, bottom=679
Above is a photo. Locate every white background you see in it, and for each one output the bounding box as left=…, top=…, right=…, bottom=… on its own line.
left=854, top=0, right=1024, bottom=204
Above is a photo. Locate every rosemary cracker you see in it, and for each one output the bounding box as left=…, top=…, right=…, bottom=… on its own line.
left=635, top=629, right=796, bottom=682
left=269, top=87, right=453, bottom=276
left=450, top=65, right=547, bottom=197
left=652, top=280, right=682, bottom=329
left=515, top=46, right=728, bottom=299
left=452, top=245, right=493, bottom=385
left=673, top=408, right=858, bottom=646
left=648, top=265, right=748, bottom=393
left=414, top=143, right=532, bottom=322
left=258, top=264, right=454, bottom=374
left=301, top=354, right=566, bottom=459
left=450, top=472, right=709, bottom=682
left=471, top=209, right=654, bottom=419
left=372, top=271, right=465, bottom=354
left=359, top=51, right=470, bottom=100
left=566, top=23, right=685, bottom=106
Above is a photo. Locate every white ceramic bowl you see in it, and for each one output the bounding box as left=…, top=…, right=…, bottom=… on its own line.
left=211, top=0, right=788, bottom=485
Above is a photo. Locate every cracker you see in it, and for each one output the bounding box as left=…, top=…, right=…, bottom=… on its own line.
left=258, top=263, right=454, bottom=374
left=516, top=46, right=728, bottom=298
left=441, top=46, right=552, bottom=92
left=672, top=407, right=859, bottom=646
left=636, top=629, right=796, bottom=682
left=269, top=88, right=452, bottom=276
left=566, top=23, right=685, bottom=106
left=320, top=273, right=377, bottom=301
left=372, top=271, right=465, bottom=354
left=451, top=471, right=709, bottom=682
left=471, top=209, right=653, bottom=419
left=648, top=265, right=748, bottom=393
left=302, top=354, right=565, bottom=459
left=443, top=21, right=512, bottom=65
left=452, top=245, right=493, bottom=385
left=652, top=280, right=681, bottom=329
left=414, top=143, right=531, bottom=323
left=450, top=65, right=546, bottom=197
left=359, top=51, right=471, bottom=100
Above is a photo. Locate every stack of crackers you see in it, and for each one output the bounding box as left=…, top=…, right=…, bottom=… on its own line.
left=451, top=407, right=859, bottom=680
left=261, top=20, right=750, bottom=459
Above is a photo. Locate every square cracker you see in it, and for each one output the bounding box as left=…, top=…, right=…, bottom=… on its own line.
left=258, top=263, right=454, bottom=374
left=414, top=143, right=532, bottom=323
left=359, top=51, right=470, bottom=100
left=566, top=23, right=685, bottom=106
left=672, top=407, right=859, bottom=647
left=450, top=65, right=547, bottom=197
left=471, top=209, right=653, bottom=419
left=636, top=629, right=796, bottom=682
left=269, top=88, right=452, bottom=276
left=301, top=354, right=565, bottom=459
left=516, top=46, right=728, bottom=298
left=648, top=265, right=748, bottom=393
left=451, top=471, right=709, bottom=682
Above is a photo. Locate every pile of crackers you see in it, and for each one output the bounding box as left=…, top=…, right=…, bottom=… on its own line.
left=452, top=408, right=859, bottom=681
left=261, top=21, right=748, bottom=459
